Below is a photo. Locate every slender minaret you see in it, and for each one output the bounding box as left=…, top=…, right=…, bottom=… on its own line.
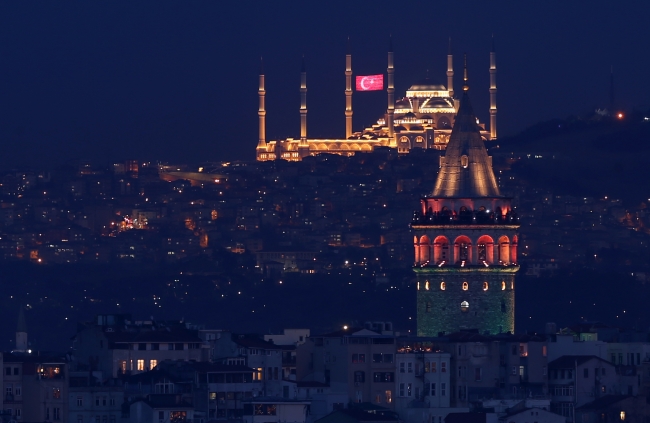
left=345, top=38, right=353, bottom=139
left=16, top=306, right=28, bottom=352
left=609, top=65, right=615, bottom=114
left=489, top=36, right=497, bottom=139
left=300, top=55, right=308, bottom=150
left=447, top=37, right=454, bottom=98
left=386, top=36, right=395, bottom=144
left=257, top=57, right=267, bottom=154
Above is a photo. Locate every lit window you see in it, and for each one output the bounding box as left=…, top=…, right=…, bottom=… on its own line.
left=440, top=282, right=446, bottom=290
left=425, top=281, right=429, bottom=290
left=385, top=390, right=392, bottom=403
left=137, top=360, right=144, bottom=371
left=461, top=155, right=469, bottom=168
left=501, top=281, right=506, bottom=290
left=150, top=360, right=157, bottom=369
left=483, top=282, right=488, bottom=291
left=462, top=282, right=468, bottom=291
left=461, top=301, right=469, bottom=312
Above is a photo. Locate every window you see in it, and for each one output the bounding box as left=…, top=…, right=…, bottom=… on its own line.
left=352, top=353, right=366, bottom=363
left=407, top=383, right=412, bottom=397
left=399, top=363, right=405, bottom=373
left=462, top=282, right=468, bottom=291
left=483, top=282, right=488, bottom=291
left=431, top=362, right=437, bottom=373
left=150, top=359, right=157, bottom=369
left=584, top=368, right=589, bottom=378
left=431, top=383, right=436, bottom=396
left=543, top=346, right=547, bottom=357
left=407, top=363, right=413, bottom=373
left=151, top=343, right=159, bottom=350
left=512, top=366, right=517, bottom=375
left=385, top=390, right=392, bottom=403
left=441, top=383, right=446, bottom=396
left=354, top=371, right=365, bottom=383
left=543, top=366, right=547, bottom=376
left=399, top=383, right=405, bottom=397
left=602, top=368, right=606, bottom=376
left=5, top=367, right=10, bottom=376
left=13, top=367, right=19, bottom=375
left=96, top=397, right=100, bottom=406
left=373, top=372, right=394, bottom=383
left=461, top=301, right=469, bottom=312
left=475, top=368, right=482, bottom=381
left=138, top=343, right=146, bottom=350
left=102, top=397, right=107, bottom=406
left=53, top=388, right=61, bottom=399
left=110, top=398, right=115, bottom=406
left=501, top=281, right=506, bottom=290
left=519, top=366, right=525, bottom=377
left=440, top=282, right=446, bottom=290
left=137, top=360, right=144, bottom=371
left=120, top=361, right=127, bottom=373
left=53, top=408, right=60, bottom=421
left=441, top=362, right=446, bottom=372
left=76, top=396, right=83, bottom=407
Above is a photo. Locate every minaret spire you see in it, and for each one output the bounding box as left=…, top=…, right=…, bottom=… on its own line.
left=386, top=35, right=395, bottom=145
left=16, top=305, right=28, bottom=352
left=299, top=55, right=308, bottom=157
left=447, top=37, right=454, bottom=98
left=257, top=57, right=267, bottom=154
left=609, top=65, right=615, bottom=114
left=345, top=37, right=353, bottom=139
left=489, top=35, right=497, bottom=139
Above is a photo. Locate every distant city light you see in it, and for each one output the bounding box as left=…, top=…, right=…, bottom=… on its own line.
left=617, top=113, right=623, bottom=119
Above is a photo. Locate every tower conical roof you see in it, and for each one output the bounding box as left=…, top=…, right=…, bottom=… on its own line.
left=431, top=91, right=501, bottom=197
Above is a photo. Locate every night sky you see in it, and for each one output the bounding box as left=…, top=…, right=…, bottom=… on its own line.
left=1, top=1, right=649, bottom=169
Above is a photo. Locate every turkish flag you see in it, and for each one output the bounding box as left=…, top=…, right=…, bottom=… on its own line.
left=356, top=75, right=384, bottom=91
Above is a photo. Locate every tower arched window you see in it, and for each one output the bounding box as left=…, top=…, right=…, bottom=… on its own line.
left=415, top=136, right=424, bottom=143
left=483, top=282, right=489, bottom=291
left=425, top=281, right=430, bottom=291
left=461, top=301, right=469, bottom=312
left=462, top=282, right=468, bottom=291
left=399, top=136, right=409, bottom=143
left=501, top=281, right=506, bottom=291
left=478, top=243, right=487, bottom=261
left=417, top=282, right=420, bottom=291
left=461, top=155, right=469, bottom=168
left=440, top=282, right=446, bottom=291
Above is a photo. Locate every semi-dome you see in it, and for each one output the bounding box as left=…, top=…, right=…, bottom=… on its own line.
left=422, top=98, right=452, bottom=108
left=408, top=77, right=446, bottom=91
left=395, top=98, right=411, bottom=109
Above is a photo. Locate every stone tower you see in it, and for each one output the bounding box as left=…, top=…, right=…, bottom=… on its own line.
left=411, top=59, right=518, bottom=336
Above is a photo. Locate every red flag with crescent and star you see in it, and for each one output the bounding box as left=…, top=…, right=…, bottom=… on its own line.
left=355, top=74, right=384, bottom=91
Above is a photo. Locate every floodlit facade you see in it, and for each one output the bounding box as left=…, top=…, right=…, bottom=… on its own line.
left=412, top=62, right=519, bottom=337
left=256, top=39, right=496, bottom=161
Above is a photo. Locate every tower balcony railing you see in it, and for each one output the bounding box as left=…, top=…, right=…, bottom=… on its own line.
left=411, top=210, right=519, bottom=226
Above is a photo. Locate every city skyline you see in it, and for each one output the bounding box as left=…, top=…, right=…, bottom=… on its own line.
left=0, top=1, right=649, bottom=169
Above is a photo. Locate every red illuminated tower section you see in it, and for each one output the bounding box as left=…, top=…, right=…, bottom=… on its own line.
left=411, top=58, right=519, bottom=336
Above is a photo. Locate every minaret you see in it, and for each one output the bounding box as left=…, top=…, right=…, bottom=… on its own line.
left=299, top=55, right=308, bottom=157
left=386, top=36, right=395, bottom=144
left=412, top=55, right=519, bottom=336
left=609, top=65, right=615, bottom=114
left=16, top=305, right=28, bottom=352
left=447, top=37, right=454, bottom=98
left=345, top=38, right=353, bottom=139
left=489, top=36, right=497, bottom=139
left=257, top=57, right=267, bottom=156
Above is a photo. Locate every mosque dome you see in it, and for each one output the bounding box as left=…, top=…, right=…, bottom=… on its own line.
left=408, top=77, right=446, bottom=91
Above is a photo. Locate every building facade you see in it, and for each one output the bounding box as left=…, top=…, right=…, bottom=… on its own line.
left=411, top=66, right=519, bottom=337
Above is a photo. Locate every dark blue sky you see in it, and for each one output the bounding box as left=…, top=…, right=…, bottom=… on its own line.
left=1, top=1, right=648, bottom=168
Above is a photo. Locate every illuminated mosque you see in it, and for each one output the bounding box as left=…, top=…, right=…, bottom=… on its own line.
left=256, top=39, right=498, bottom=161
